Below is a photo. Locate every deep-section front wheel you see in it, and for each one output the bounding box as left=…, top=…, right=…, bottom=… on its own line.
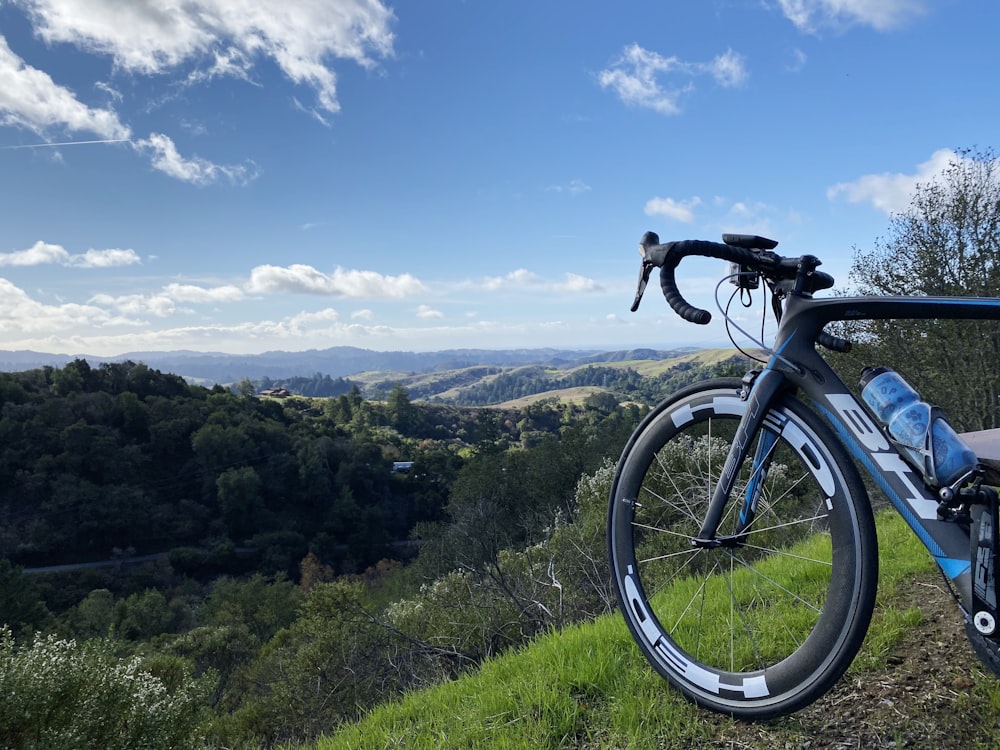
left=608, top=378, right=878, bottom=719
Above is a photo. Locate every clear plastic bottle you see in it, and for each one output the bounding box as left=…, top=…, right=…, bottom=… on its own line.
left=859, top=366, right=978, bottom=488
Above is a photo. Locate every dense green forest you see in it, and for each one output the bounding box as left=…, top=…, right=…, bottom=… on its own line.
left=1, top=359, right=426, bottom=574
left=0, top=358, right=659, bottom=575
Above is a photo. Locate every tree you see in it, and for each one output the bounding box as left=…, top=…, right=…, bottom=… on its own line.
left=0, top=560, right=54, bottom=637
left=836, top=147, right=1000, bottom=431
left=386, top=383, right=422, bottom=435
left=216, top=466, right=264, bottom=540
left=65, top=588, right=115, bottom=639
left=227, top=581, right=401, bottom=745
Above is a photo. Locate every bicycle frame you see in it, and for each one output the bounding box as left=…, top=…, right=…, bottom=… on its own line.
left=704, top=292, right=1000, bottom=611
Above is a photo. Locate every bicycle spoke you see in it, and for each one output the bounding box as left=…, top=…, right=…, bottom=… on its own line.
left=739, top=542, right=832, bottom=568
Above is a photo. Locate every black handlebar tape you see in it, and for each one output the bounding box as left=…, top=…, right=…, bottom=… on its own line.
left=654, top=240, right=761, bottom=325
left=818, top=330, right=852, bottom=353
left=660, top=266, right=713, bottom=324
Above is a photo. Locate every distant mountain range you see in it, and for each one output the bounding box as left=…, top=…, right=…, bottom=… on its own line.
left=0, top=346, right=698, bottom=385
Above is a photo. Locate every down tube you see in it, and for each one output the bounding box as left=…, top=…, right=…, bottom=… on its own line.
left=810, top=387, right=973, bottom=605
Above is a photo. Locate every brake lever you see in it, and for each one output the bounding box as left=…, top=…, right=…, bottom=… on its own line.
left=630, top=260, right=654, bottom=312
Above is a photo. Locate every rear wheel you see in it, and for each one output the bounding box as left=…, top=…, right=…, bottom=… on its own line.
left=608, top=378, right=878, bottom=719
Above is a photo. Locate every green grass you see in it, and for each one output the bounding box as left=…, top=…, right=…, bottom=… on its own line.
left=293, top=512, right=984, bottom=750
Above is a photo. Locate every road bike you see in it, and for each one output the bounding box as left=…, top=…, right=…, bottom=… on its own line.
left=607, top=231, right=1000, bottom=719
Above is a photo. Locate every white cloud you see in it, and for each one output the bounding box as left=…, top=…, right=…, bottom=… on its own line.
left=162, top=282, right=244, bottom=303
left=777, top=0, right=928, bottom=33
left=0, top=241, right=70, bottom=266
left=827, top=148, right=956, bottom=214
left=598, top=44, right=748, bottom=115
left=0, top=242, right=142, bottom=267
left=90, top=292, right=176, bottom=317
left=477, top=269, right=601, bottom=294
left=0, top=277, right=137, bottom=332
left=246, top=264, right=427, bottom=298
left=709, top=49, right=749, bottom=88
left=134, top=132, right=258, bottom=185
left=70, top=248, right=142, bottom=268
left=481, top=269, right=543, bottom=291
left=286, top=307, right=340, bottom=332
left=416, top=304, right=443, bottom=319
left=554, top=273, right=602, bottom=293
left=15, top=0, right=395, bottom=115
left=645, top=196, right=702, bottom=223
left=0, top=35, right=131, bottom=139
left=351, top=308, right=374, bottom=320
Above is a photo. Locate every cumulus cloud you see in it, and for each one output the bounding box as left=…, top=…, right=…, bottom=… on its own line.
left=827, top=148, right=956, bottom=214
left=478, top=269, right=601, bottom=294
left=0, top=277, right=137, bottom=332
left=554, top=273, right=602, bottom=293
left=0, top=241, right=69, bottom=266
left=645, top=196, right=702, bottom=223
left=90, top=292, right=176, bottom=317
left=14, top=0, right=395, bottom=115
left=598, top=44, right=748, bottom=115
left=285, top=308, right=340, bottom=332
left=481, top=269, right=543, bottom=291
left=0, top=35, right=131, bottom=138
left=246, top=264, right=427, bottom=298
left=416, top=304, right=444, bottom=319
left=777, top=0, right=928, bottom=33
left=0, top=241, right=141, bottom=267
left=134, top=133, right=258, bottom=185
left=162, top=282, right=245, bottom=303
left=70, top=248, right=142, bottom=268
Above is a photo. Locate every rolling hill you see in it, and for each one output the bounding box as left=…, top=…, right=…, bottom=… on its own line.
left=0, top=345, right=762, bottom=406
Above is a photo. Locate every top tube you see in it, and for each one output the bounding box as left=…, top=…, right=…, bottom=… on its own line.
left=779, top=294, right=1000, bottom=348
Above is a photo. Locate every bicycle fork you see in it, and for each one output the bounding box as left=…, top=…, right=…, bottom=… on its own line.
left=693, top=369, right=788, bottom=548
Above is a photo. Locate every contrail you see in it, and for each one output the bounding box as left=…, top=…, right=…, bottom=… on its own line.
left=0, top=138, right=133, bottom=150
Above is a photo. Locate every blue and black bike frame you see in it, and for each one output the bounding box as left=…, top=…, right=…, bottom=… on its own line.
left=697, top=290, right=1000, bottom=618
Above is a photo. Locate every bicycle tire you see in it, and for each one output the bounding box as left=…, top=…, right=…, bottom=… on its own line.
left=608, top=378, right=878, bottom=719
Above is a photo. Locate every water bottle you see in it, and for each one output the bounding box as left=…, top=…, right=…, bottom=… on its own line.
left=859, top=366, right=978, bottom=488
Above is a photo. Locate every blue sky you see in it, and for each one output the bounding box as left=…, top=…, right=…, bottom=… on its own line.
left=0, top=0, right=997, bottom=356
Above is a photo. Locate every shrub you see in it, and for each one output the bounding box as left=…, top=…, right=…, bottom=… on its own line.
left=0, top=627, right=208, bottom=750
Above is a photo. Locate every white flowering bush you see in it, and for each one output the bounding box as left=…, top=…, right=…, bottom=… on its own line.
left=0, top=627, right=208, bottom=750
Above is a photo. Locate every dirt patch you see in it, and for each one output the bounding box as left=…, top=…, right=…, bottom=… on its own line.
left=706, top=573, right=1000, bottom=749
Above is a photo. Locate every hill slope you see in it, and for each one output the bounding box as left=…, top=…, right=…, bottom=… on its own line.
left=305, top=514, right=1000, bottom=750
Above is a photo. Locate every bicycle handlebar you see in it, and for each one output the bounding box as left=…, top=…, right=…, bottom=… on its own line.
left=653, top=238, right=762, bottom=324
left=637, top=231, right=852, bottom=353
left=639, top=232, right=775, bottom=324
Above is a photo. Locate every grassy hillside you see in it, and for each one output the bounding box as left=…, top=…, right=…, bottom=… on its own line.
left=299, top=513, right=1000, bottom=750
left=496, top=386, right=608, bottom=408
left=355, top=348, right=761, bottom=406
